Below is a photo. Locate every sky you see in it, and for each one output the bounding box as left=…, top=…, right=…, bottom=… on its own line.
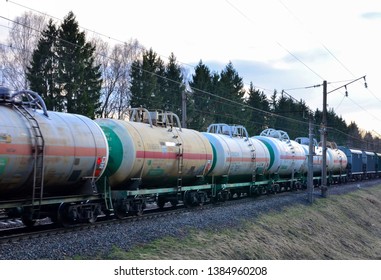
left=1, top=0, right=381, bottom=135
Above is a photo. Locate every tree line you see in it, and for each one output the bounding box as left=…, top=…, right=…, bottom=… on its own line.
left=0, top=11, right=379, bottom=151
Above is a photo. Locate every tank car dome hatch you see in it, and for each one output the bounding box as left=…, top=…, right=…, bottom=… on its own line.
left=0, top=86, right=11, bottom=101
left=295, top=137, right=318, bottom=147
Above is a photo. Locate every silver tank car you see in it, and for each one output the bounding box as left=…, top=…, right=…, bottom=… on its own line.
left=202, top=124, right=270, bottom=182
left=254, top=129, right=306, bottom=176
left=0, top=89, right=109, bottom=197
left=295, top=137, right=325, bottom=174
left=95, top=109, right=213, bottom=189
left=325, top=141, right=348, bottom=174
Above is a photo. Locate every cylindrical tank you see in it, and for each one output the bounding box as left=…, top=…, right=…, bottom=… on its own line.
left=295, top=137, right=325, bottom=174
left=202, top=124, right=270, bottom=182
left=0, top=105, right=109, bottom=197
left=95, top=113, right=213, bottom=189
left=254, top=129, right=306, bottom=176
left=326, top=147, right=347, bottom=173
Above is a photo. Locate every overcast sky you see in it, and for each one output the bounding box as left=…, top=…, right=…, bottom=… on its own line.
left=1, top=0, right=381, bottom=135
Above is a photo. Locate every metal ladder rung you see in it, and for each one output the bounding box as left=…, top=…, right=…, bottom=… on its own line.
left=13, top=105, right=45, bottom=218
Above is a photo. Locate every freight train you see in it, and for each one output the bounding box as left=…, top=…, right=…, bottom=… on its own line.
left=0, top=88, right=379, bottom=227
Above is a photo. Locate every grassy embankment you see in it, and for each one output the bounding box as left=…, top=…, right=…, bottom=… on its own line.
left=105, top=185, right=381, bottom=259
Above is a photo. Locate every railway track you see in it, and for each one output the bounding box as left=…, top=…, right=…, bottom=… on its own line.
left=2, top=179, right=380, bottom=246
left=0, top=188, right=304, bottom=245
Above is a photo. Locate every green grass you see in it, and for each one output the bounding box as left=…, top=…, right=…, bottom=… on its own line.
left=103, top=186, right=381, bottom=260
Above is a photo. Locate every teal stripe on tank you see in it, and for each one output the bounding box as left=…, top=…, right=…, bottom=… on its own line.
left=99, top=125, right=123, bottom=176
left=208, top=143, right=218, bottom=175
left=261, top=140, right=275, bottom=170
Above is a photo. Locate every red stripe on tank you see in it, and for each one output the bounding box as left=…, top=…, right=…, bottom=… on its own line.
left=136, top=151, right=212, bottom=160
left=280, top=155, right=306, bottom=160
left=0, top=143, right=107, bottom=157
left=227, top=157, right=269, bottom=163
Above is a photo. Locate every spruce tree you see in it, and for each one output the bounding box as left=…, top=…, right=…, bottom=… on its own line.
left=27, top=20, right=63, bottom=111
left=56, top=11, right=102, bottom=117
left=188, top=60, right=215, bottom=131
left=129, top=48, right=164, bottom=110
left=244, top=82, right=270, bottom=135
left=27, top=12, right=101, bottom=118
left=162, top=53, right=185, bottom=116
left=215, top=62, right=245, bottom=124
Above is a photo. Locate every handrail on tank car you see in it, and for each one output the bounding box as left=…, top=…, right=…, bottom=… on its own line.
left=126, top=108, right=182, bottom=131
left=318, top=141, right=338, bottom=150
left=12, top=90, right=49, bottom=117
left=127, top=108, right=154, bottom=127
left=260, top=128, right=290, bottom=142
left=206, top=123, right=250, bottom=140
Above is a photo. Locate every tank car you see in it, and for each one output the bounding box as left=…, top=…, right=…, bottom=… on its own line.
left=295, top=137, right=324, bottom=174
left=0, top=88, right=108, bottom=225
left=254, top=129, right=306, bottom=182
left=202, top=124, right=270, bottom=181
left=323, top=142, right=348, bottom=176
left=202, top=124, right=270, bottom=197
left=95, top=108, right=213, bottom=214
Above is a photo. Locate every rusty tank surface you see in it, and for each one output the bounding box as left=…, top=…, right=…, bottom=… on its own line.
left=96, top=109, right=213, bottom=190
left=0, top=89, right=108, bottom=198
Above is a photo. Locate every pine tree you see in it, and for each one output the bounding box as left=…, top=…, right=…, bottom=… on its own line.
left=27, top=19, right=63, bottom=111
left=188, top=60, right=215, bottom=131
left=27, top=12, right=102, bottom=118
left=56, top=11, right=102, bottom=117
left=244, top=82, right=270, bottom=135
left=215, top=62, right=245, bottom=124
left=129, top=48, right=164, bottom=110
left=162, top=53, right=185, bottom=116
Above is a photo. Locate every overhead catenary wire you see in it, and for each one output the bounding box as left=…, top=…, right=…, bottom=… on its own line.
left=0, top=11, right=314, bottom=129
left=0, top=2, right=379, bottom=143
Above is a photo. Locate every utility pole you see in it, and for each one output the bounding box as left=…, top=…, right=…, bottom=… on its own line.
left=320, top=75, right=367, bottom=198
left=307, top=117, right=314, bottom=203
left=321, top=80, right=328, bottom=197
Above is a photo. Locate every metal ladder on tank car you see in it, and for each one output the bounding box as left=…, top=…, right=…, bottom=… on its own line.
left=13, top=104, right=45, bottom=218
left=247, top=137, right=257, bottom=186
left=170, top=124, right=183, bottom=191
left=288, top=140, right=296, bottom=189
left=163, top=112, right=184, bottom=192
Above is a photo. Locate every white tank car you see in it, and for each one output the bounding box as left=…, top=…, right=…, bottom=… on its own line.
left=295, top=137, right=348, bottom=175
left=95, top=109, right=213, bottom=189
left=254, top=129, right=306, bottom=176
left=0, top=89, right=109, bottom=197
left=202, top=124, right=270, bottom=182
left=295, top=137, right=325, bottom=174
left=325, top=141, right=348, bottom=174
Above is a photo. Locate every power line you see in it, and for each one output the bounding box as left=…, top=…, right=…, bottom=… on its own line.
left=0, top=3, right=377, bottom=145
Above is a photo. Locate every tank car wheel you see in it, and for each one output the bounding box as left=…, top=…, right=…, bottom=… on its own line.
left=57, top=203, right=72, bottom=227
left=156, top=196, right=166, bottom=209
left=114, top=207, right=127, bottom=219
left=169, top=199, right=178, bottom=208
left=88, top=215, right=97, bottom=224
left=21, top=213, right=36, bottom=227
left=134, top=203, right=144, bottom=216
left=197, top=191, right=206, bottom=206
left=221, top=190, right=231, bottom=202
left=183, top=191, right=195, bottom=207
